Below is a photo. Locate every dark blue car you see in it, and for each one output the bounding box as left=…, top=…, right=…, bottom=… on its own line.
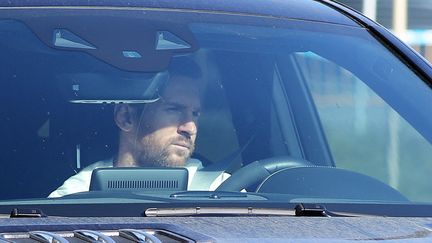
left=1, top=0, right=432, bottom=242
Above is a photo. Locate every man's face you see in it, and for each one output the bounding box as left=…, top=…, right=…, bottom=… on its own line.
left=132, top=76, right=201, bottom=167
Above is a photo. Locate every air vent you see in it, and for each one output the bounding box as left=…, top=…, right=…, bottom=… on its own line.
left=107, top=180, right=179, bottom=189
left=0, top=228, right=197, bottom=243
left=90, top=168, right=188, bottom=191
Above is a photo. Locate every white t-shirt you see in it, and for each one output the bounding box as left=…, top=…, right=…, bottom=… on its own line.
left=49, top=158, right=230, bottom=198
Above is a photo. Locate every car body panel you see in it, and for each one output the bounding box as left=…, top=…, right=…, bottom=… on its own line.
left=1, top=217, right=432, bottom=242
left=0, top=0, right=359, bottom=27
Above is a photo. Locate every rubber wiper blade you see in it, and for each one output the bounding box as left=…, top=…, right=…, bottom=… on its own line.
left=145, top=207, right=296, bottom=217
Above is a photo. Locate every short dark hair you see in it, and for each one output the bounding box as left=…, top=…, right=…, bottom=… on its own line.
left=124, top=56, right=203, bottom=114
left=168, top=56, right=202, bottom=79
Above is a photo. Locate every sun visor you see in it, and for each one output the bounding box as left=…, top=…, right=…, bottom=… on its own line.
left=58, top=71, right=169, bottom=104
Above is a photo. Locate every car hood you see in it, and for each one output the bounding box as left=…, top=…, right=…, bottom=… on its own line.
left=1, top=216, right=432, bottom=242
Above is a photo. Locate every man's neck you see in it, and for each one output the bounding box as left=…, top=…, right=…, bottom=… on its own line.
left=114, top=152, right=138, bottom=167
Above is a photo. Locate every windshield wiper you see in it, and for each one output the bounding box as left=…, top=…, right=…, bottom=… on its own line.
left=170, top=191, right=249, bottom=199
left=144, top=203, right=360, bottom=217
left=145, top=206, right=296, bottom=217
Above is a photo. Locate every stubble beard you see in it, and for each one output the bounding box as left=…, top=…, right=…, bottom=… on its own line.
left=136, top=136, right=195, bottom=167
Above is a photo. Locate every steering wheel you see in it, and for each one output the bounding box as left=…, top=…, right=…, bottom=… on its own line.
left=215, top=156, right=314, bottom=191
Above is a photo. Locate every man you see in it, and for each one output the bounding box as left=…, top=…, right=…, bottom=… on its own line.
left=49, top=59, right=229, bottom=197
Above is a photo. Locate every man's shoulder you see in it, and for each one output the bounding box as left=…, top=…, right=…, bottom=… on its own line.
left=81, top=159, right=114, bottom=171
left=48, top=158, right=113, bottom=198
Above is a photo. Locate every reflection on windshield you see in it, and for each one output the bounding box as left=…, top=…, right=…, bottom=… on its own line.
left=1, top=10, right=432, bottom=206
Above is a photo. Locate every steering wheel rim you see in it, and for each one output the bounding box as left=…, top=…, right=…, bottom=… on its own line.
left=215, top=156, right=314, bottom=191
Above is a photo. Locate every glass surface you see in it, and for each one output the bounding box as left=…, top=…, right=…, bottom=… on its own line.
left=294, top=52, right=432, bottom=202
left=1, top=7, right=432, bottom=211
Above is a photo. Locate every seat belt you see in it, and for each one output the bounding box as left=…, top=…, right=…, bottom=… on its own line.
left=190, top=136, right=254, bottom=190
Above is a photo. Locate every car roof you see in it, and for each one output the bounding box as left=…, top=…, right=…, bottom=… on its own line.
left=0, top=0, right=360, bottom=27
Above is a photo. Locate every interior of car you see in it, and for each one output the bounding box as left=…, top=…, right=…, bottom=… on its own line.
left=1, top=8, right=432, bottom=203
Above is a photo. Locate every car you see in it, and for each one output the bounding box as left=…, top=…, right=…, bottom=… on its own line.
left=1, top=0, right=432, bottom=242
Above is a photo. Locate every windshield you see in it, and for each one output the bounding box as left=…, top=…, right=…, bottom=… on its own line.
left=1, top=7, right=432, bottom=212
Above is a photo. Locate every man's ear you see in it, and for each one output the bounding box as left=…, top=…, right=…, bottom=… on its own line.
left=114, top=104, right=136, bottom=132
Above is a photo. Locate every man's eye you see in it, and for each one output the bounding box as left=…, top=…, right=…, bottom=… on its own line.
left=193, top=111, right=201, bottom=117
left=167, top=107, right=180, bottom=112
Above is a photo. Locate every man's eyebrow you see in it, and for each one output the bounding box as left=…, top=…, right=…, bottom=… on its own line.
left=163, top=101, right=201, bottom=111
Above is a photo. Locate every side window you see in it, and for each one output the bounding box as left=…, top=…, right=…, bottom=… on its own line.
left=293, top=52, right=432, bottom=202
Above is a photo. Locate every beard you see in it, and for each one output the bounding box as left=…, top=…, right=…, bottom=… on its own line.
left=136, top=135, right=195, bottom=168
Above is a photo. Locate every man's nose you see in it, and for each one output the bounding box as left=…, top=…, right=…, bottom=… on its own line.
left=178, top=119, right=197, bottom=138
